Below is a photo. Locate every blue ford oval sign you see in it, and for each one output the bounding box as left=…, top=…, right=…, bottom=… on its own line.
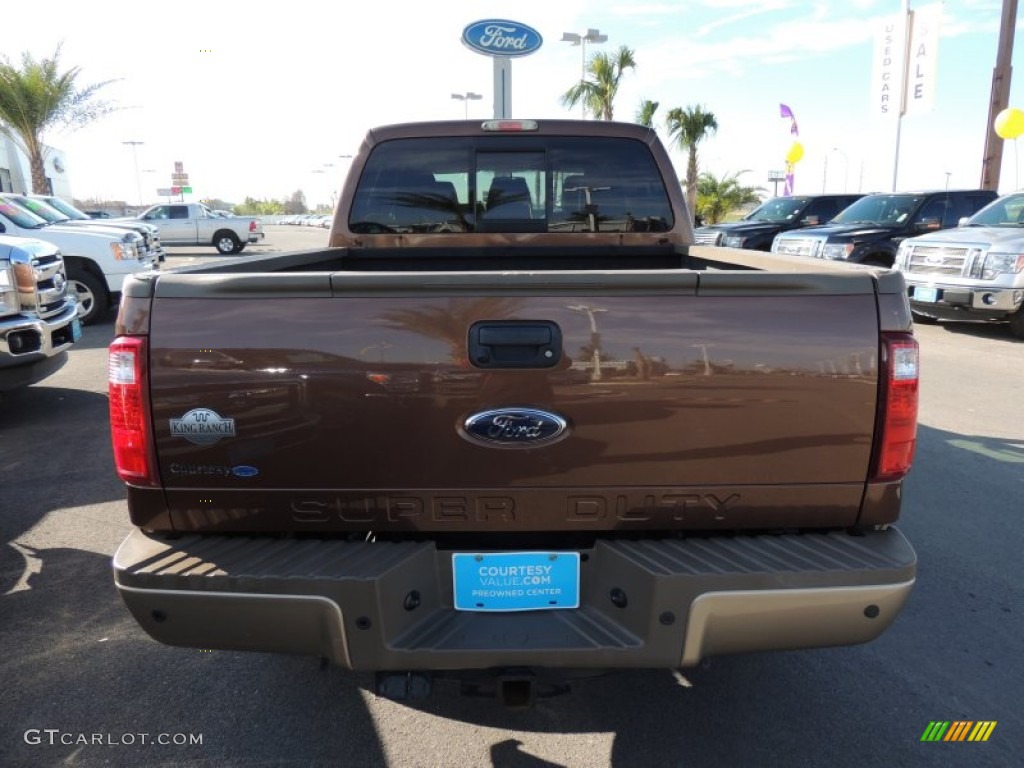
left=461, top=408, right=568, bottom=448
left=462, top=19, right=543, bottom=58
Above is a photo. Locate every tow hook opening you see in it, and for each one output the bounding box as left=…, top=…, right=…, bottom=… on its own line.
left=457, top=668, right=573, bottom=707
left=499, top=674, right=537, bottom=709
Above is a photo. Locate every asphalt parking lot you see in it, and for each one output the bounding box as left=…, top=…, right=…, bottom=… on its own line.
left=0, top=227, right=1020, bottom=767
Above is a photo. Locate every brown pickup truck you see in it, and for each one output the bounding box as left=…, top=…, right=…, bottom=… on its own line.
left=108, top=120, right=919, bottom=705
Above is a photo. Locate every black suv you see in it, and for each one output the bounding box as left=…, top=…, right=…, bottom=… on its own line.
left=770, top=189, right=998, bottom=267
left=694, top=194, right=864, bottom=251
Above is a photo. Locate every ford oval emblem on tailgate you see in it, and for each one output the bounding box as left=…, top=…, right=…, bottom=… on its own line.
left=461, top=408, right=569, bottom=448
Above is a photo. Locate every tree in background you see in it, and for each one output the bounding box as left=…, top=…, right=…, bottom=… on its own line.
left=0, top=46, right=116, bottom=193
left=665, top=105, right=719, bottom=216
left=635, top=99, right=659, bottom=128
left=561, top=46, right=636, bottom=120
left=285, top=189, right=307, bottom=215
left=696, top=171, right=765, bottom=224
left=236, top=197, right=285, bottom=216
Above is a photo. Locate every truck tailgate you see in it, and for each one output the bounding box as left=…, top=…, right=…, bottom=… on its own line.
left=146, top=270, right=882, bottom=532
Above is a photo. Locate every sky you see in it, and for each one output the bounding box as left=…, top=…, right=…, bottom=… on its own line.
left=3, top=0, right=1023, bottom=208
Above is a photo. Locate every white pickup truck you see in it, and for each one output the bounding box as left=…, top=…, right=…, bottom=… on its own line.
left=0, top=234, right=79, bottom=390
left=0, top=200, right=157, bottom=325
left=126, top=203, right=263, bottom=254
left=29, top=194, right=166, bottom=263
left=896, top=190, right=1024, bottom=338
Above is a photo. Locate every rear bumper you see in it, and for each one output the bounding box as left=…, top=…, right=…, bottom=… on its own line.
left=113, top=528, right=916, bottom=671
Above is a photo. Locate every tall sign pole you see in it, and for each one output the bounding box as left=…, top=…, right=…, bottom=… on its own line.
left=461, top=20, right=543, bottom=119
left=890, top=0, right=911, bottom=192
left=872, top=2, right=942, bottom=191
left=493, top=57, right=512, bottom=119
left=979, top=0, right=1018, bottom=191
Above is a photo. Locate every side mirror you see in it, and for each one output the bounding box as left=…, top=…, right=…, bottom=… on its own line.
left=957, top=216, right=970, bottom=227
left=915, top=217, right=942, bottom=232
left=801, top=215, right=820, bottom=226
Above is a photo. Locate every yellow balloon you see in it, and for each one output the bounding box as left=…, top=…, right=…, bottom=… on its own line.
left=994, top=107, right=1024, bottom=140
left=785, top=142, right=804, bottom=164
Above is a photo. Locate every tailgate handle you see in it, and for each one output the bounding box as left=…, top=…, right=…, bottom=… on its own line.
left=469, top=321, right=562, bottom=369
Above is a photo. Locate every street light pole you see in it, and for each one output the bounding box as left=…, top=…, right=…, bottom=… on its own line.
left=560, top=28, right=608, bottom=119
left=451, top=92, right=483, bottom=118
left=122, top=140, right=144, bottom=207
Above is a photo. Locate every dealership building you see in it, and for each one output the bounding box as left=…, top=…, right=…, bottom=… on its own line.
left=0, top=135, right=73, bottom=199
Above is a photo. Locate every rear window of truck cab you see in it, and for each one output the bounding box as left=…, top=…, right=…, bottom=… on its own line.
left=348, top=137, right=674, bottom=235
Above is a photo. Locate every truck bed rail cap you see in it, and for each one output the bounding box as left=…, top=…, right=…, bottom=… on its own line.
left=154, top=273, right=333, bottom=299
left=328, top=270, right=699, bottom=295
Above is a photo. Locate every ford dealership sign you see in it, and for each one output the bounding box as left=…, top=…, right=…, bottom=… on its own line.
left=462, top=20, right=543, bottom=58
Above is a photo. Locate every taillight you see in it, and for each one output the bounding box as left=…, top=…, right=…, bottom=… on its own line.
left=872, top=332, right=919, bottom=481
left=249, top=220, right=257, bottom=232
left=109, top=336, right=158, bottom=486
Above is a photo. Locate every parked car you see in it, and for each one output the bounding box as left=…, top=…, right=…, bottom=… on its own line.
left=0, top=234, right=79, bottom=390
left=121, top=203, right=262, bottom=254
left=109, top=118, right=919, bottom=707
left=0, top=199, right=156, bottom=324
left=894, top=190, right=1024, bottom=337
left=24, top=194, right=165, bottom=263
left=770, top=190, right=998, bottom=267
left=695, top=193, right=864, bottom=251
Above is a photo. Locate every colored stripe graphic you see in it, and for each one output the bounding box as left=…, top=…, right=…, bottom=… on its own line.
left=969, top=722, right=997, bottom=742
left=921, top=721, right=997, bottom=742
left=921, top=722, right=949, bottom=741
left=945, top=721, right=972, bottom=741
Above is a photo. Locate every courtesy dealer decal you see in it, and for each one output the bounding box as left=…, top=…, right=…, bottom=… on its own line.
left=169, top=408, right=236, bottom=446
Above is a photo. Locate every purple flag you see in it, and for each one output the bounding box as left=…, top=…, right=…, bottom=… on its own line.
left=780, top=103, right=799, bottom=136
left=780, top=104, right=799, bottom=195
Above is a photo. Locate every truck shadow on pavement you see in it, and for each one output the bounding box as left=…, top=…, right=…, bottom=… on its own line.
left=0, top=546, right=388, bottom=768
left=0, top=386, right=124, bottom=539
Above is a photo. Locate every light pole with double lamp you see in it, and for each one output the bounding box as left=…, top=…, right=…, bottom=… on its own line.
left=560, top=28, right=608, bottom=119
left=122, top=140, right=144, bottom=207
left=451, top=92, right=483, bottom=118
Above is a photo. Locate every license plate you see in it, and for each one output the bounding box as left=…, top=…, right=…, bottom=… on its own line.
left=914, top=285, right=939, bottom=303
left=71, top=318, right=82, bottom=342
left=452, top=552, right=580, bottom=612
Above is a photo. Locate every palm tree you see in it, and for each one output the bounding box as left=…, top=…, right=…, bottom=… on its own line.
left=561, top=45, right=636, bottom=120
left=380, top=298, right=526, bottom=365
left=635, top=99, right=659, bottom=128
left=696, top=171, right=765, bottom=224
left=665, top=105, right=719, bottom=217
left=0, top=46, right=116, bottom=193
